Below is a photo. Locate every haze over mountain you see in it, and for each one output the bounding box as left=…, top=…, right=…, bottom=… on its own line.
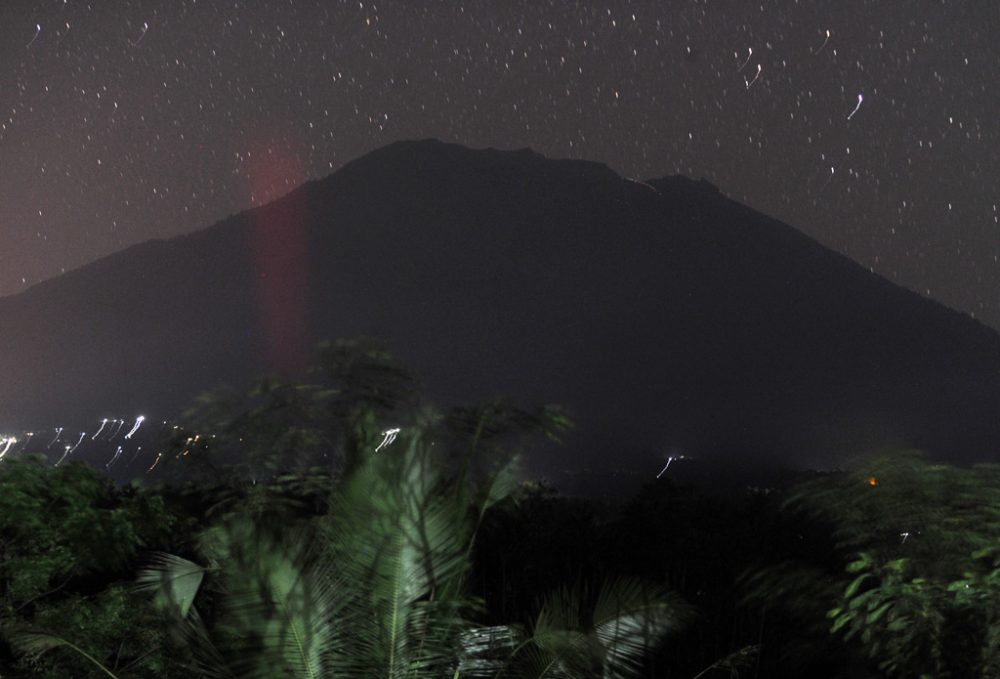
left=3, top=139, right=999, bottom=488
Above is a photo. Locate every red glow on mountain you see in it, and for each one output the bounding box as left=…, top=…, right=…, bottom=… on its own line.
left=246, top=142, right=311, bottom=374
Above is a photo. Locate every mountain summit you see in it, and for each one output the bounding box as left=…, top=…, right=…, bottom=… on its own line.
left=3, top=139, right=999, bottom=488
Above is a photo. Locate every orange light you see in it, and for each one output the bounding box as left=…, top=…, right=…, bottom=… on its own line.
left=867, top=476, right=878, bottom=487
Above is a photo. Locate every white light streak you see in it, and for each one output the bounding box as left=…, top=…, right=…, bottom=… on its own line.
left=26, top=24, right=41, bottom=48
left=736, top=47, right=753, bottom=72
left=656, top=457, right=675, bottom=478
left=109, top=418, right=126, bottom=440
left=130, top=21, right=149, bottom=47
left=375, top=427, right=401, bottom=452
left=847, top=93, right=864, bottom=120
left=656, top=454, right=688, bottom=478
left=47, top=427, right=64, bottom=449
left=0, top=437, right=17, bottom=460
left=105, top=445, right=124, bottom=469
left=815, top=29, right=831, bottom=55
left=124, top=415, right=145, bottom=439
left=55, top=445, right=72, bottom=467
left=92, top=418, right=109, bottom=440
left=69, top=432, right=85, bottom=454
left=745, top=63, right=762, bottom=90
left=626, top=177, right=659, bottom=193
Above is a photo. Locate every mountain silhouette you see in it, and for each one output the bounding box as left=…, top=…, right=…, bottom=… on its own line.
left=2, top=139, right=999, bottom=491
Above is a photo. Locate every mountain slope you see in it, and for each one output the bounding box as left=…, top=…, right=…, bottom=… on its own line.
left=2, top=139, right=998, bottom=488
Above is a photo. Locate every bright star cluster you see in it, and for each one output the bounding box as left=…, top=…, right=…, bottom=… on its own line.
left=1, top=1, right=997, bottom=326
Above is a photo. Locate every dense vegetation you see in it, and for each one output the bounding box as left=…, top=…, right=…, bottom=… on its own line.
left=2, top=340, right=999, bottom=677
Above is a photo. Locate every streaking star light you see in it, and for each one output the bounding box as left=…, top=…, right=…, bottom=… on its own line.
left=130, top=21, right=149, bottom=47
left=815, top=29, right=831, bottom=55
left=847, top=92, right=864, bottom=121
left=736, top=47, right=752, bottom=72
left=26, top=23, right=41, bottom=48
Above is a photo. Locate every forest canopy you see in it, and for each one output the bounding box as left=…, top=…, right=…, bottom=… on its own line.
left=1, top=341, right=997, bottom=678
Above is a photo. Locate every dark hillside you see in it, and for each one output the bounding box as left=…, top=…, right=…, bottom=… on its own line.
left=2, top=139, right=998, bottom=492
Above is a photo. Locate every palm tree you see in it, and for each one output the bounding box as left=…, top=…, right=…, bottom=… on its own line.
left=130, top=421, right=470, bottom=677
left=132, top=416, right=686, bottom=678
left=8, top=340, right=682, bottom=677
left=457, top=578, right=689, bottom=678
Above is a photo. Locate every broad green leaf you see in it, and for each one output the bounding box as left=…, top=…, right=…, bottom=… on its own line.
left=866, top=602, right=892, bottom=623
left=844, top=573, right=871, bottom=599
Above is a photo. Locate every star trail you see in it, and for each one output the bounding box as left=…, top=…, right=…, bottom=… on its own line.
left=1, top=1, right=998, bottom=326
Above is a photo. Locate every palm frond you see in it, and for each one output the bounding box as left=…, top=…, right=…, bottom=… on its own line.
left=456, top=625, right=520, bottom=677
left=592, top=577, right=688, bottom=678
left=516, top=577, right=689, bottom=679
left=204, top=519, right=348, bottom=679
left=221, top=555, right=347, bottom=679
left=520, top=629, right=591, bottom=678
left=135, top=552, right=206, bottom=618
left=534, top=582, right=585, bottom=633
left=171, top=607, right=240, bottom=679
left=480, top=456, right=522, bottom=513
left=327, top=429, right=474, bottom=677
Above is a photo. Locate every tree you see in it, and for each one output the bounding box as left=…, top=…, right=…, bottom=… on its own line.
left=0, top=458, right=178, bottom=677
left=134, top=412, right=680, bottom=677
left=6, top=338, right=681, bottom=678
left=163, top=337, right=418, bottom=485
left=753, top=451, right=1000, bottom=678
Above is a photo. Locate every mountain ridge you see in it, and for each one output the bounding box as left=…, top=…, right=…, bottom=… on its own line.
left=6, top=139, right=990, bottom=341
left=2, top=138, right=999, bottom=491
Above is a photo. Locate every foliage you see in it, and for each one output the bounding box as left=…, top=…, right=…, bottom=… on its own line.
left=10, top=586, right=170, bottom=678
left=0, top=338, right=703, bottom=678
left=133, top=374, right=683, bottom=677
left=763, top=451, right=1000, bottom=678
left=321, top=419, right=475, bottom=676
left=135, top=415, right=682, bottom=678
left=0, top=458, right=173, bottom=605
left=457, top=577, right=689, bottom=678
left=164, top=338, right=572, bottom=491
left=0, top=458, right=178, bottom=676
left=165, top=337, right=418, bottom=483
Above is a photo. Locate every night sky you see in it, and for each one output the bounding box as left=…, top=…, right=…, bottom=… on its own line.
left=2, top=1, right=997, bottom=329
